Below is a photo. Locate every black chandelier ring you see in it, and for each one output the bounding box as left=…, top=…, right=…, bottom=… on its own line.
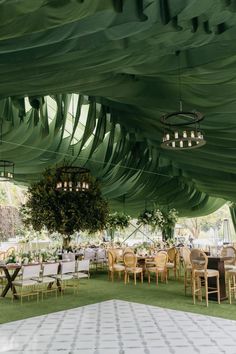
left=160, top=111, right=204, bottom=126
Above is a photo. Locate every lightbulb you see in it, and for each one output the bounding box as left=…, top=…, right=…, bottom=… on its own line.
left=183, top=131, right=187, bottom=138
left=174, top=131, right=178, bottom=139
left=191, top=131, right=195, bottom=138
left=166, top=133, right=170, bottom=140
left=172, top=141, right=176, bottom=148
left=188, top=140, right=192, bottom=147
left=180, top=140, right=183, bottom=148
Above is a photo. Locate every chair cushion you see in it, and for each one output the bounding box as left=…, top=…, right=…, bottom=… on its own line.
left=166, top=262, right=174, bottom=268
left=56, top=274, right=74, bottom=280
left=40, top=276, right=56, bottom=284
left=126, top=267, right=142, bottom=273
left=73, top=272, right=89, bottom=279
left=13, top=279, right=39, bottom=286
left=194, top=269, right=219, bottom=277
left=113, top=264, right=125, bottom=271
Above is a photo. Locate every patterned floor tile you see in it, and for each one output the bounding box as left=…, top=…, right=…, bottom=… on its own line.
left=0, top=300, right=235, bottom=353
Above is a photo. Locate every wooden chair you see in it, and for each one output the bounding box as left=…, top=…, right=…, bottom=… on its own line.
left=166, top=247, right=179, bottom=279
left=146, top=251, right=168, bottom=285
left=6, top=247, right=16, bottom=257
left=181, top=247, right=192, bottom=295
left=190, top=249, right=220, bottom=307
left=220, top=246, right=236, bottom=302
left=221, top=246, right=236, bottom=271
left=226, top=268, right=236, bottom=304
left=107, top=250, right=125, bottom=281
left=124, top=252, right=143, bottom=285
left=0, top=252, right=6, bottom=289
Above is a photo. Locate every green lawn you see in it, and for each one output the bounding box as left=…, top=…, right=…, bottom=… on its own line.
left=1, top=271, right=236, bottom=324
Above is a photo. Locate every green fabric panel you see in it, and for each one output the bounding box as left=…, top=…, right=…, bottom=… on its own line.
left=230, top=205, right=236, bottom=233
left=1, top=0, right=236, bottom=216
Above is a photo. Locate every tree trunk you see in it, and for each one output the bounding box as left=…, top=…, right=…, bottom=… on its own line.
left=62, top=236, right=71, bottom=250
left=162, top=227, right=174, bottom=242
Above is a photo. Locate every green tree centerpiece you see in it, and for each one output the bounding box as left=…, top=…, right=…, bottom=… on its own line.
left=106, top=212, right=131, bottom=241
left=22, top=167, right=109, bottom=249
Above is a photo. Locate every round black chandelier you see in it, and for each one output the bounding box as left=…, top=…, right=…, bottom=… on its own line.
left=160, top=106, right=206, bottom=150
left=0, top=160, right=14, bottom=181
left=55, top=166, right=90, bottom=192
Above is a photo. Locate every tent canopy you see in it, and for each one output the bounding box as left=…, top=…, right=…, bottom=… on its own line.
left=1, top=0, right=236, bottom=216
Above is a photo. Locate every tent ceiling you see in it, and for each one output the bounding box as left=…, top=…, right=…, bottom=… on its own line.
left=1, top=0, right=236, bottom=216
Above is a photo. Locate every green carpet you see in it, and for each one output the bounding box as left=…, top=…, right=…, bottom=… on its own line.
left=0, top=271, right=236, bottom=324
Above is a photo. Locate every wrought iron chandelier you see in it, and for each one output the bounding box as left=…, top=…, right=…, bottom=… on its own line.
left=55, top=166, right=90, bottom=192
left=0, top=160, right=14, bottom=181
left=160, top=102, right=206, bottom=150
left=161, top=51, right=206, bottom=150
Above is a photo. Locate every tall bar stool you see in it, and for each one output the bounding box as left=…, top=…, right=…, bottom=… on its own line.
left=181, top=247, right=192, bottom=295
left=190, top=249, right=220, bottom=307
left=221, top=246, right=236, bottom=303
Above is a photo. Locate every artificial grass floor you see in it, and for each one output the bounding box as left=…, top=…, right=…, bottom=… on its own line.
left=1, top=270, right=236, bottom=324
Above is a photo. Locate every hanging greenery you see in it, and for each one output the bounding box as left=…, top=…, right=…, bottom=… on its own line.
left=21, top=166, right=109, bottom=249
left=106, top=212, right=131, bottom=241
left=106, top=212, right=131, bottom=230
left=137, top=207, right=178, bottom=240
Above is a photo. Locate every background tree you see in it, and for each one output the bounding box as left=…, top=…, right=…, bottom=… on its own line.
left=22, top=167, right=109, bottom=249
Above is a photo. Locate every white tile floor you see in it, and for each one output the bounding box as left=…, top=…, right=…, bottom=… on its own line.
left=0, top=300, right=236, bottom=353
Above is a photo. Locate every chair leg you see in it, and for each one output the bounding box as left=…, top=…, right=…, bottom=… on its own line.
left=124, top=271, right=127, bottom=285
left=134, top=273, right=136, bottom=285
left=228, top=274, right=232, bottom=304
left=156, top=271, right=158, bottom=286
left=148, top=272, right=150, bottom=285
left=192, top=275, right=196, bottom=304
left=217, top=275, right=220, bottom=304
left=205, top=276, right=208, bottom=307
left=141, top=271, right=143, bottom=284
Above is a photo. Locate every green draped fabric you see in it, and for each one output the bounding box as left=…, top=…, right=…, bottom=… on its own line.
left=1, top=0, right=236, bottom=216
left=230, top=205, right=236, bottom=233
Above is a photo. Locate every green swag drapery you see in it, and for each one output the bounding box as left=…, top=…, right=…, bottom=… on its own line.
left=1, top=0, right=236, bottom=217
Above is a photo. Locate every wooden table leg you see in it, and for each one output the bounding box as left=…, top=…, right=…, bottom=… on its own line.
left=1, top=268, right=21, bottom=298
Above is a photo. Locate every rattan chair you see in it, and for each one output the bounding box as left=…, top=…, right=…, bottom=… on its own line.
left=166, top=247, right=180, bottom=279
left=124, top=252, right=143, bottom=285
left=107, top=250, right=125, bottom=281
left=226, top=268, right=236, bottom=304
left=221, top=246, right=236, bottom=271
left=190, top=249, right=220, bottom=307
left=220, top=246, right=236, bottom=303
left=181, top=247, right=192, bottom=295
left=146, top=251, right=168, bottom=285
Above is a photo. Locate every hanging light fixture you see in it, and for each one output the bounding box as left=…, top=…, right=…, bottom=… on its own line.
left=55, top=166, right=90, bottom=192
left=0, top=160, right=14, bottom=181
left=161, top=105, right=206, bottom=150
left=160, top=52, right=206, bottom=150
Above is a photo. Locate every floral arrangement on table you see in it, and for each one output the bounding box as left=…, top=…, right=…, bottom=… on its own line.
left=5, top=249, right=59, bottom=265
left=137, top=207, right=178, bottom=240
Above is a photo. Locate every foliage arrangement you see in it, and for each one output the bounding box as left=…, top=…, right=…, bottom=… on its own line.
left=22, top=167, right=109, bottom=249
left=106, top=212, right=131, bottom=230
left=137, top=207, right=178, bottom=240
left=106, top=212, right=131, bottom=241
